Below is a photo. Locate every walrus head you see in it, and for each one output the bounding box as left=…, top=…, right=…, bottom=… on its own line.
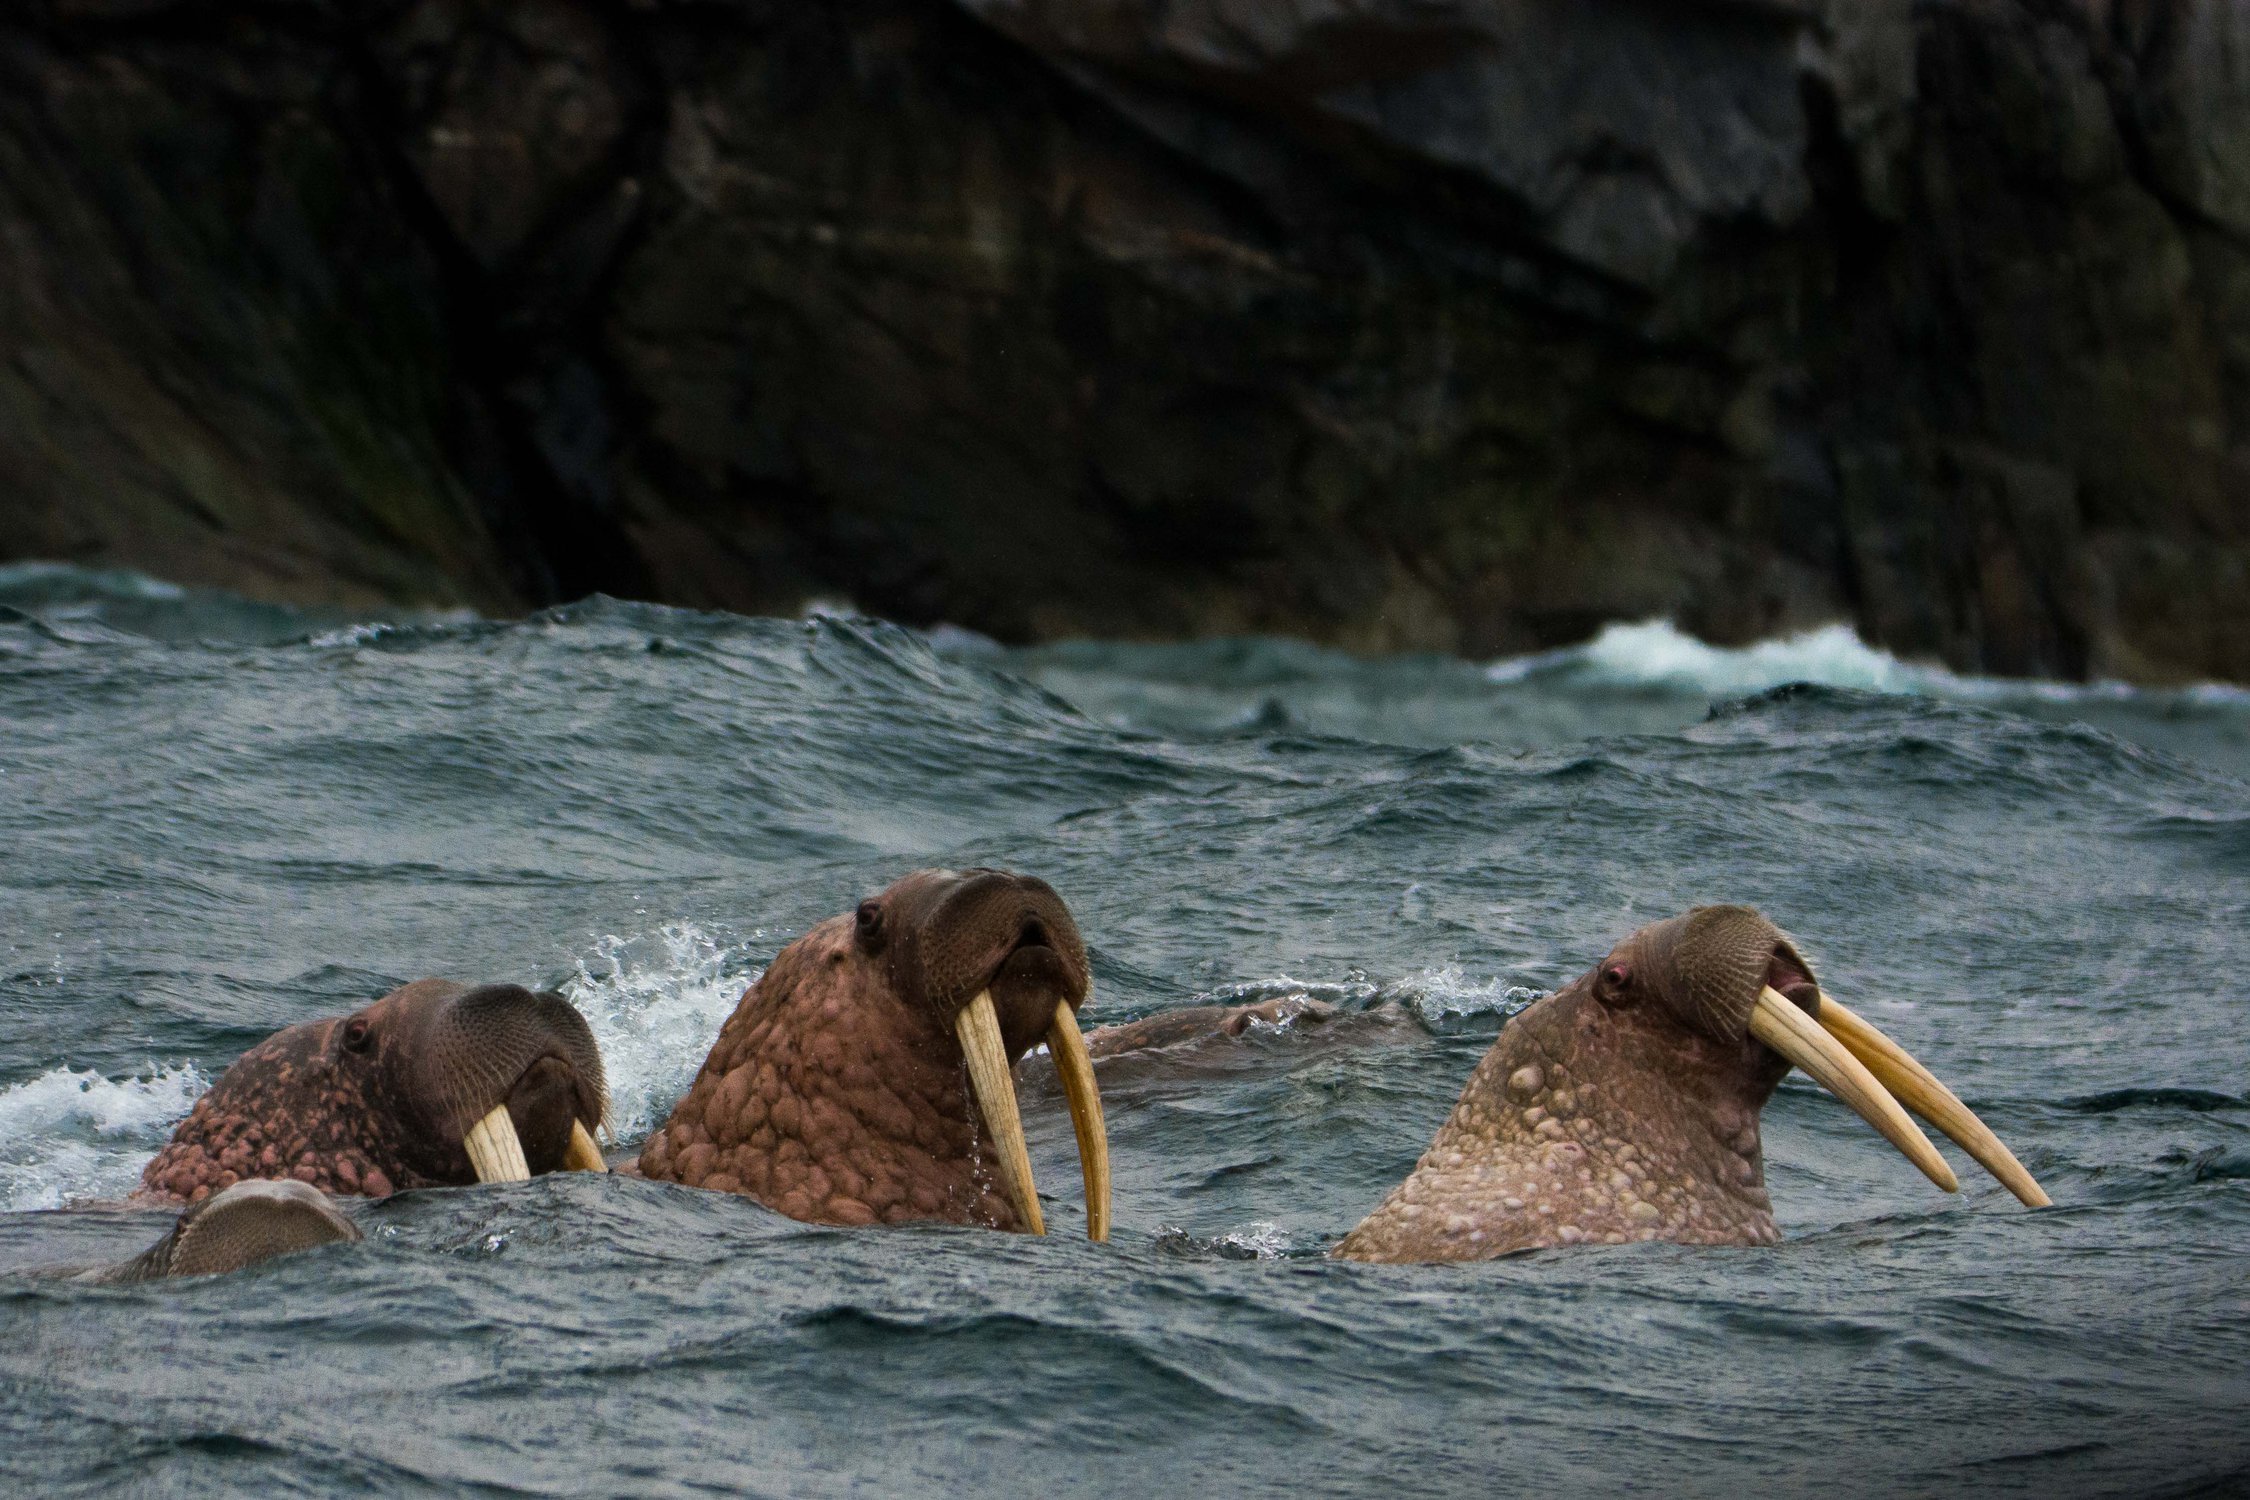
left=1332, top=906, right=2047, bottom=1263
left=639, top=868, right=1111, bottom=1237
left=140, top=981, right=610, bottom=1203
left=85, top=1179, right=363, bottom=1283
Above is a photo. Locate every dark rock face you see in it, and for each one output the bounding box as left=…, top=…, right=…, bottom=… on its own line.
left=3, top=0, right=2246, bottom=679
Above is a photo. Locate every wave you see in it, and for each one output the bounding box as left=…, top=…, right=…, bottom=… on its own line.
left=0, top=561, right=188, bottom=602
left=0, top=1063, right=209, bottom=1211
left=1492, top=618, right=2250, bottom=707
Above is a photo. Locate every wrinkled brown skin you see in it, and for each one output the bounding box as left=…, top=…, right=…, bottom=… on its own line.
left=638, top=869, right=1088, bottom=1229
left=139, top=980, right=608, bottom=1204
left=1335, top=906, right=1818, bottom=1263
left=84, top=1179, right=363, bottom=1283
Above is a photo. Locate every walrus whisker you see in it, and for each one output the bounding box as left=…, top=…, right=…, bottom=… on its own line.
left=562, top=1118, right=608, bottom=1173
left=462, top=1103, right=532, bottom=1183
left=1747, top=987, right=1957, bottom=1192
left=955, top=989, right=1045, bottom=1234
left=1815, top=992, right=2050, bottom=1207
left=1045, top=999, right=1110, bottom=1241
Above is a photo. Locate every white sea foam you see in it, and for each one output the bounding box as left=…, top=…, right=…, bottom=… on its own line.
left=306, top=622, right=400, bottom=649
left=1578, top=620, right=1919, bottom=695
left=1385, top=966, right=1539, bottom=1030
left=1154, top=1220, right=1306, bottom=1259
left=1212, top=1221, right=1296, bottom=1258
left=1485, top=617, right=2234, bottom=704
left=0, top=1062, right=210, bottom=1211
left=561, top=923, right=766, bottom=1142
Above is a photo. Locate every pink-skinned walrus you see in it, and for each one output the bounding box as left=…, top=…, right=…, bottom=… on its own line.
left=140, top=980, right=610, bottom=1203
left=638, top=868, right=1110, bottom=1236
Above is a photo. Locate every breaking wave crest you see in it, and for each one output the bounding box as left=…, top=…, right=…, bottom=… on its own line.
left=1492, top=618, right=2250, bottom=706
left=0, top=1063, right=210, bottom=1211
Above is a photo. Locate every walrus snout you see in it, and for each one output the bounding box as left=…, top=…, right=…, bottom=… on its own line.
left=887, top=869, right=1090, bottom=1038
left=1611, top=905, right=1821, bottom=1043
left=412, top=984, right=611, bottom=1185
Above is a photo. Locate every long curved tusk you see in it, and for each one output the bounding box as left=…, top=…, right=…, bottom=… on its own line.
left=463, top=1103, right=532, bottom=1183
left=955, top=990, right=1045, bottom=1235
left=1816, top=992, right=2049, bottom=1207
left=1748, top=987, right=1958, bottom=1193
left=563, top=1118, right=608, bottom=1173
left=1046, top=1000, right=1111, bottom=1242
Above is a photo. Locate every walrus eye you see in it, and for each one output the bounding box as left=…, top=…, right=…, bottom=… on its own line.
left=342, top=1018, right=373, bottom=1053
left=1598, top=963, right=1632, bottom=1000
left=854, top=899, right=886, bottom=951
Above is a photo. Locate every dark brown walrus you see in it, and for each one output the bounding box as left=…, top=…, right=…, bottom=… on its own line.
left=80, top=1179, right=363, bottom=1283
left=1333, top=905, right=2049, bottom=1262
left=139, top=980, right=610, bottom=1203
left=638, top=868, right=1111, bottom=1238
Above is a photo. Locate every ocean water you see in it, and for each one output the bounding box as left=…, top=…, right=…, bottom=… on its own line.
left=1, top=564, right=2246, bottom=1497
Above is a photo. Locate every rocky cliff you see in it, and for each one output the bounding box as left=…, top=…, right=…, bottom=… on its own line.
left=4, top=0, right=2246, bottom=680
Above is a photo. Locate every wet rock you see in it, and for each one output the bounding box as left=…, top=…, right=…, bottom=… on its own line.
left=0, top=0, right=2246, bottom=680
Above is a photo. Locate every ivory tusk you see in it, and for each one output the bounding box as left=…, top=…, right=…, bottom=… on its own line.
left=1816, top=992, right=2050, bottom=1207
left=1046, top=1000, right=1111, bottom=1242
left=563, top=1118, right=608, bottom=1173
left=955, top=990, right=1045, bottom=1235
left=463, top=1103, right=532, bottom=1183
left=1748, top=987, right=1958, bottom=1193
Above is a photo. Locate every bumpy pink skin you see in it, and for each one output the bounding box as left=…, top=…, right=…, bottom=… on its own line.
left=1335, top=908, right=1805, bottom=1263
left=641, top=867, right=1093, bottom=1229
left=142, top=1012, right=406, bottom=1205
left=637, top=914, right=1025, bottom=1228
left=139, top=978, right=605, bottom=1205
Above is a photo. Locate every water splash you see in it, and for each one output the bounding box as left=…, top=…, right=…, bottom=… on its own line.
left=0, top=1062, right=210, bottom=1210
left=1384, top=968, right=1540, bottom=1032
left=1184, top=967, right=1534, bottom=1034
left=561, top=923, right=766, bottom=1142
left=1155, top=1220, right=1307, bottom=1259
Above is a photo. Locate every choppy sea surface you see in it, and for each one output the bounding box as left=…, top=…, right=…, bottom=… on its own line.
left=1, top=562, right=2246, bottom=1497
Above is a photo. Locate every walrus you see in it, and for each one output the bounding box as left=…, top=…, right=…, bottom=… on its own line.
left=1334, top=906, right=2048, bottom=1262
left=638, top=868, right=1111, bottom=1237
left=1081, top=994, right=1342, bottom=1057
left=78, top=1179, right=363, bottom=1283
left=140, top=980, right=610, bottom=1203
